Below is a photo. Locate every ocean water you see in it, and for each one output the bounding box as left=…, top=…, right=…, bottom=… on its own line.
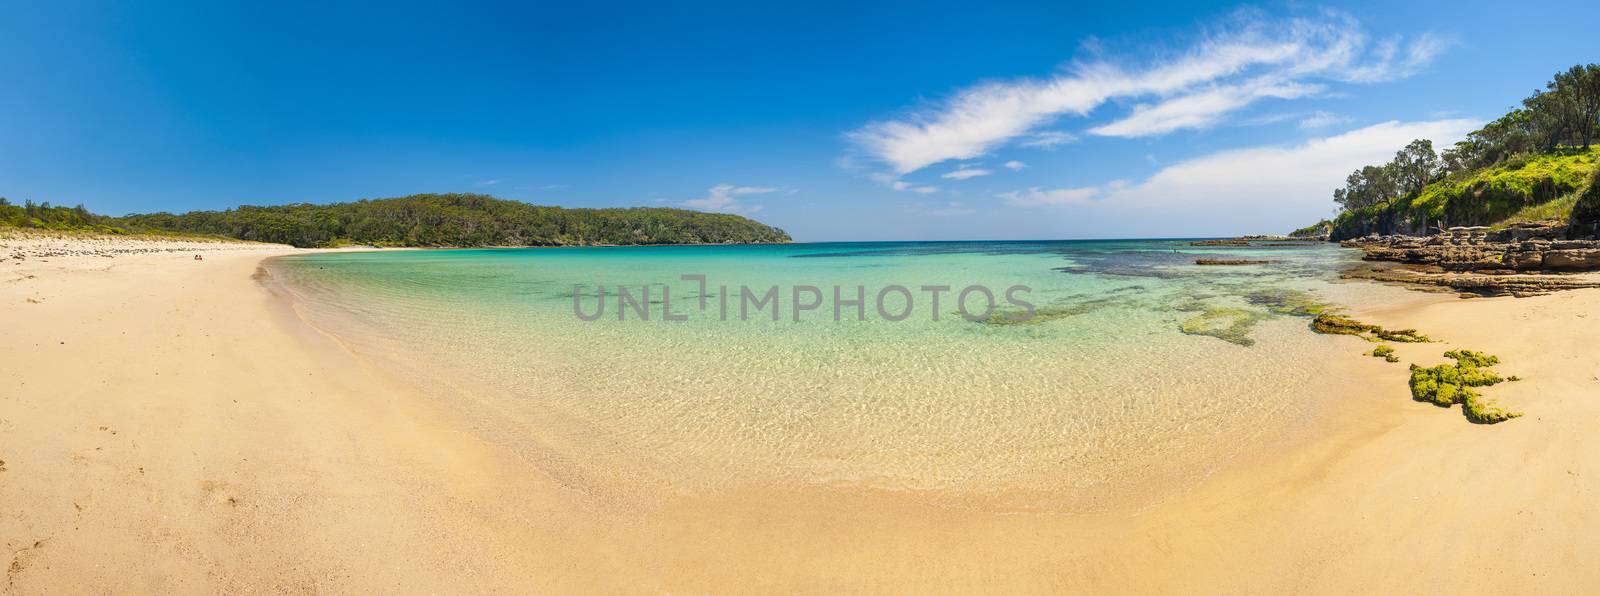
left=266, top=240, right=1398, bottom=510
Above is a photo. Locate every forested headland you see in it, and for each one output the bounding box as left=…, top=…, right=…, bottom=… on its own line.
left=1304, top=64, right=1600, bottom=241
left=1, top=193, right=792, bottom=247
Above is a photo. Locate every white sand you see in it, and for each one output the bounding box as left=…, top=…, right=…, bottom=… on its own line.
left=3, top=235, right=1597, bottom=593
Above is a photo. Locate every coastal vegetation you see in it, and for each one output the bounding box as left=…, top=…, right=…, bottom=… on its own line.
left=1409, top=350, right=1521, bottom=424
left=1, top=199, right=127, bottom=234
left=0, top=198, right=231, bottom=240
left=1, top=194, right=791, bottom=247
left=1289, top=220, right=1332, bottom=238
left=1318, top=64, right=1600, bottom=240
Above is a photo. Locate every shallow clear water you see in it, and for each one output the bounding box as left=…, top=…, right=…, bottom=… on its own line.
left=268, top=240, right=1393, bottom=510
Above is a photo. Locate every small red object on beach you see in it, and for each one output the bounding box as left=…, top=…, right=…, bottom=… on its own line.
left=194, top=255, right=203, bottom=261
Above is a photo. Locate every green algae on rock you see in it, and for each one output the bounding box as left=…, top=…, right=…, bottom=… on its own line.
left=1179, top=307, right=1267, bottom=346
left=1408, top=350, right=1521, bottom=424
left=1370, top=345, right=1400, bottom=363
left=1311, top=314, right=1431, bottom=343
left=1245, top=288, right=1335, bottom=317
left=976, top=296, right=1123, bottom=326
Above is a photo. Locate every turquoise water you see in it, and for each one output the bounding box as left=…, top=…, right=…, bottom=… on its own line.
left=268, top=240, right=1398, bottom=510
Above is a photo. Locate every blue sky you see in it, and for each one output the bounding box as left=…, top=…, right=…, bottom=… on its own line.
left=2, top=1, right=1597, bottom=241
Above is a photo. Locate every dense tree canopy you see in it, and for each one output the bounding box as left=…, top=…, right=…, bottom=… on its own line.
left=0, top=199, right=118, bottom=232
left=1324, top=64, right=1600, bottom=239
left=3, top=194, right=792, bottom=247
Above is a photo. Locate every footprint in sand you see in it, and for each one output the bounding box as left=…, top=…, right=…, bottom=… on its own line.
left=7, top=539, right=48, bottom=584
left=200, top=480, right=244, bottom=508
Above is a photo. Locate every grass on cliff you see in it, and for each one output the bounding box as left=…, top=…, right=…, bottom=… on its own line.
left=1411, top=148, right=1597, bottom=222
left=1493, top=193, right=1581, bottom=229
left=1331, top=147, right=1599, bottom=238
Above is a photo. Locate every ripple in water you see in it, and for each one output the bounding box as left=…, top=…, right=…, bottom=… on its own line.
left=266, top=240, right=1398, bottom=511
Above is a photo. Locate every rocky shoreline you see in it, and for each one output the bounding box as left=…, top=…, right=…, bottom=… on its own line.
left=1338, top=221, right=1600, bottom=297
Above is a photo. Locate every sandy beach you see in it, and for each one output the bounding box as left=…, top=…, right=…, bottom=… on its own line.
left=4, top=234, right=1599, bottom=594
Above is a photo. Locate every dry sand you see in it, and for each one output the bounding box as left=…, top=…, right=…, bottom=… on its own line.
left=3, top=234, right=1598, bottom=594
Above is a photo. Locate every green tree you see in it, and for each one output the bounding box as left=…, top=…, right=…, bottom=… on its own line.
left=1551, top=64, right=1600, bottom=149
left=1391, top=139, right=1440, bottom=197
left=1334, top=164, right=1399, bottom=211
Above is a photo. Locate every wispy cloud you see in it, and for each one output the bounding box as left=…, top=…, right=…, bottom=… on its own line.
left=1088, top=79, right=1322, bottom=138
left=1297, top=110, right=1348, bottom=130
left=870, top=173, right=939, bottom=194
left=1004, top=160, right=1026, bottom=171
left=1019, top=131, right=1079, bottom=149
left=683, top=184, right=778, bottom=214
left=998, top=186, right=1101, bottom=207
left=920, top=201, right=977, bottom=217
left=894, top=181, right=939, bottom=194
left=475, top=179, right=502, bottom=186
left=1338, top=33, right=1450, bottom=83
left=848, top=10, right=1448, bottom=173
left=941, top=167, right=992, bottom=180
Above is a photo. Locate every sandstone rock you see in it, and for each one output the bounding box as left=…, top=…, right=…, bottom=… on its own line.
left=1506, top=251, right=1544, bottom=270
left=1343, top=266, right=1600, bottom=297
left=1544, top=248, right=1600, bottom=270
left=1341, top=231, right=1600, bottom=296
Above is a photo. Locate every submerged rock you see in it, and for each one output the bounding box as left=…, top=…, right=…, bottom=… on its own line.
left=1178, top=307, right=1264, bottom=346
left=1244, top=288, right=1334, bottom=317
left=1195, top=258, right=1278, bottom=265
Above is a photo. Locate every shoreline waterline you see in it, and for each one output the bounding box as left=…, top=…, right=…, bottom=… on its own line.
left=260, top=239, right=1421, bottom=514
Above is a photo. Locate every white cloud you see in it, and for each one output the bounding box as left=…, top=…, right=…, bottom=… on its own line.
left=1004, top=160, right=1026, bottom=171
left=889, top=180, right=939, bottom=194
left=848, top=11, right=1448, bottom=173
left=1339, top=33, right=1450, bottom=83
left=476, top=179, right=502, bottom=186
left=1098, top=119, right=1477, bottom=212
left=998, top=186, right=1102, bottom=207
left=1020, top=131, right=1079, bottom=149
left=871, top=173, right=940, bottom=194
left=1088, top=79, right=1323, bottom=138
left=1297, top=110, right=1348, bottom=130
left=1004, top=119, right=1477, bottom=234
left=683, top=184, right=778, bottom=215
left=941, top=167, right=992, bottom=180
